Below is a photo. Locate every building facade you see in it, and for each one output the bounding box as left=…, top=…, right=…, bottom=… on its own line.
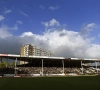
left=20, top=44, right=53, bottom=64
left=20, top=44, right=34, bottom=56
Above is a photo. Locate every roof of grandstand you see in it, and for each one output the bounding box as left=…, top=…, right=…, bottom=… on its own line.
left=0, top=53, right=100, bottom=63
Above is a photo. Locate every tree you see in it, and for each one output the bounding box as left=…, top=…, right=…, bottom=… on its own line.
left=0, top=61, right=18, bottom=68
left=0, top=61, right=10, bottom=68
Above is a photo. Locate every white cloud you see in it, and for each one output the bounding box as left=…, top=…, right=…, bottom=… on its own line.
left=41, top=22, right=49, bottom=27
left=49, top=5, right=59, bottom=10
left=18, top=28, right=100, bottom=58
left=21, top=32, right=33, bottom=37
left=1, top=24, right=18, bottom=31
left=20, top=12, right=28, bottom=17
left=87, top=23, right=96, bottom=28
left=0, top=25, right=12, bottom=38
left=17, top=20, right=23, bottom=24
left=19, top=28, right=100, bottom=58
left=85, top=23, right=96, bottom=31
left=80, top=23, right=96, bottom=36
left=49, top=19, right=60, bottom=26
left=85, top=44, right=100, bottom=58
left=41, top=19, right=60, bottom=27
left=39, top=5, right=45, bottom=9
left=0, top=22, right=100, bottom=58
left=0, top=15, right=5, bottom=21
left=5, top=9, right=12, bottom=14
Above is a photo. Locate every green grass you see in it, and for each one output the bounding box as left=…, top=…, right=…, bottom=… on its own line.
left=0, top=76, right=100, bottom=90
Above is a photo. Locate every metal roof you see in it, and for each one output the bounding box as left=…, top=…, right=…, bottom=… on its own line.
left=0, top=53, right=100, bottom=62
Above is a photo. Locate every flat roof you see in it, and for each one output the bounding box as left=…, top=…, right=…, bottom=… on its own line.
left=0, top=53, right=100, bottom=63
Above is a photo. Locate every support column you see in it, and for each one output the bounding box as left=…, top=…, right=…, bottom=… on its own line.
left=42, top=59, right=43, bottom=76
left=81, top=61, right=83, bottom=74
left=62, top=60, right=64, bottom=74
left=15, top=58, right=17, bottom=75
left=95, top=61, right=98, bottom=74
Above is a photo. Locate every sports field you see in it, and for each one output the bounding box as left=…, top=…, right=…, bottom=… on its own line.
left=0, top=76, right=100, bottom=90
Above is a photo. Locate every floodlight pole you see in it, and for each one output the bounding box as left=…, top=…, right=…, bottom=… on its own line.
left=81, top=61, right=83, bottom=74
left=42, top=59, right=43, bottom=76
left=62, top=60, right=65, bottom=74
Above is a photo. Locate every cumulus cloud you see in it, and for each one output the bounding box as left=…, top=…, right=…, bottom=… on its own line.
left=41, top=19, right=60, bottom=27
left=80, top=23, right=96, bottom=36
left=0, top=15, right=5, bottom=21
left=5, top=9, right=12, bottom=14
left=19, top=29, right=100, bottom=58
left=41, top=22, right=48, bottom=27
left=21, top=32, right=33, bottom=37
left=0, top=21, right=100, bottom=58
left=0, top=24, right=18, bottom=34
left=0, top=25, right=21, bottom=54
left=0, top=25, right=12, bottom=38
left=49, top=5, right=59, bottom=10
left=16, top=20, right=23, bottom=24
left=20, top=12, right=28, bottom=17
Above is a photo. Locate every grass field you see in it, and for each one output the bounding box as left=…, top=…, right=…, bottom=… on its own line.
left=0, top=76, right=100, bottom=90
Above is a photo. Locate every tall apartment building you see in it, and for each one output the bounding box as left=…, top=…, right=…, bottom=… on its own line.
left=20, top=44, right=53, bottom=64
left=20, top=44, right=34, bottom=56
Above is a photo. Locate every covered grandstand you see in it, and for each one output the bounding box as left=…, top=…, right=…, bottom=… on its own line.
left=0, top=53, right=100, bottom=77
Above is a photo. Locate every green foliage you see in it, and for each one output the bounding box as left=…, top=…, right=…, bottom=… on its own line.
left=0, top=61, right=18, bottom=68
left=0, top=61, right=10, bottom=68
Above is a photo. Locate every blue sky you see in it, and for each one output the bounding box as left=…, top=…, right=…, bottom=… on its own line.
left=0, top=0, right=100, bottom=35
left=0, top=0, right=100, bottom=58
